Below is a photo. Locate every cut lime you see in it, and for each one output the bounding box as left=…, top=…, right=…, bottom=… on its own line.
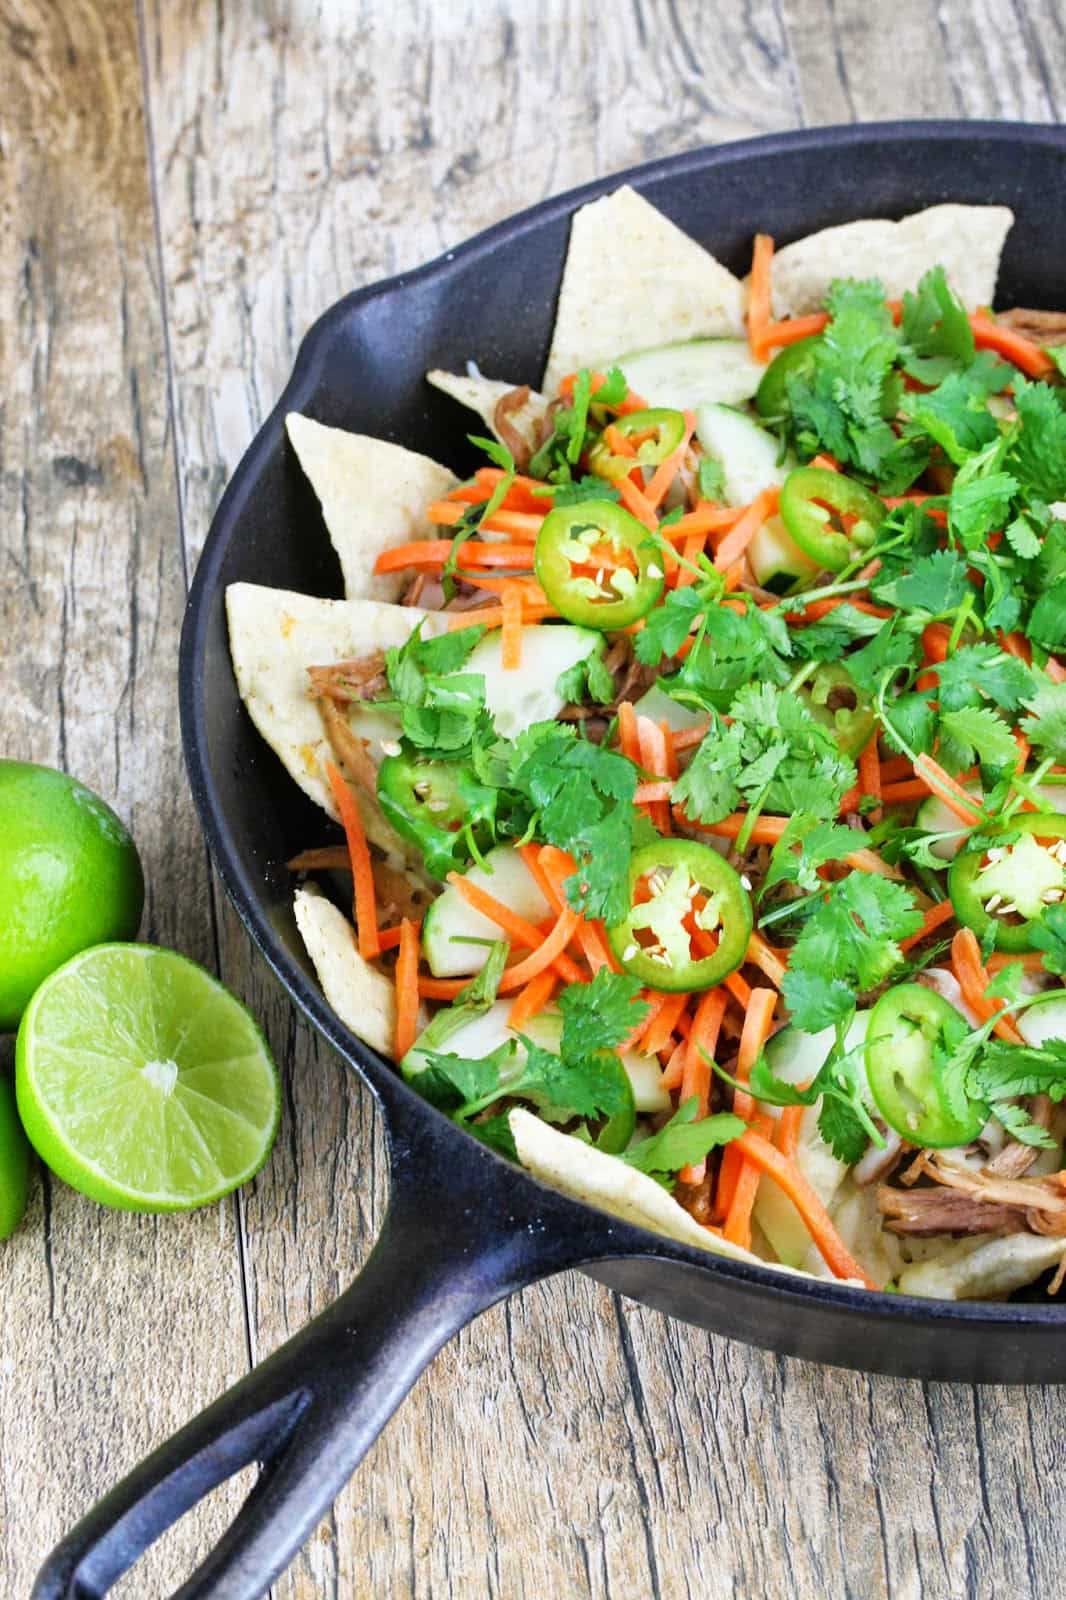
left=15, top=945, right=280, bottom=1212
left=0, top=1073, right=31, bottom=1238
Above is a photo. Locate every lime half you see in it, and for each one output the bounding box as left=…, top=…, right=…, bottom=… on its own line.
left=15, top=945, right=280, bottom=1211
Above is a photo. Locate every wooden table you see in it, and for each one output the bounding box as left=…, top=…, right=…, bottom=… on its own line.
left=2, top=2, right=1064, bottom=1595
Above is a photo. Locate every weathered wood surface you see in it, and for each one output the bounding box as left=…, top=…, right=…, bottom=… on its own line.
left=1, top=0, right=1063, bottom=1595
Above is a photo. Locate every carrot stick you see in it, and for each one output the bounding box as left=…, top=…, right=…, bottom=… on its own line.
left=746, top=932, right=788, bottom=990
left=426, top=501, right=545, bottom=538
left=535, top=845, right=619, bottom=974
left=635, top=781, right=674, bottom=805
left=617, top=474, right=659, bottom=531
left=659, top=1038, right=688, bottom=1091
left=898, top=897, right=956, bottom=952
left=662, top=504, right=744, bottom=540
left=682, top=812, right=791, bottom=845
left=969, top=314, right=1057, bottom=379
left=640, top=991, right=690, bottom=1059
left=645, top=411, right=696, bottom=509
left=417, top=976, right=469, bottom=1000
left=637, top=715, right=671, bottom=832
left=672, top=721, right=712, bottom=751
left=859, top=734, right=882, bottom=821
left=447, top=603, right=557, bottom=631
left=880, top=778, right=939, bottom=804
left=393, top=919, right=420, bottom=1062
left=507, top=969, right=558, bottom=1030
left=732, top=1129, right=878, bottom=1287
left=775, top=1103, right=805, bottom=1159
left=914, top=754, right=983, bottom=824
left=723, top=1112, right=775, bottom=1249
left=376, top=924, right=408, bottom=952
left=714, top=987, right=778, bottom=1211
left=752, top=311, right=829, bottom=360
left=500, top=582, right=523, bottom=670
left=618, top=991, right=669, bottom=1055
left=714, top=487, right=777, bottom=572
left=678, top=988, right=729, bottom=1184
left=747, top=232, right=775, bottom=360
left=448, top=873, right=585, bottom=985
left=951, top=927, right=1025, bottom=1045
left=618, top=700, right=641, bottom=764
left=497, top=906, right=582, bottom=993
left=324, top=761, right=381, bottom=960
left=373, top=539, right=537, bottom=573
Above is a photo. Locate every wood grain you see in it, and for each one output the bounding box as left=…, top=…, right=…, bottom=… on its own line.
left=5, top=0, right=1066, bottom=1595
left=0, top=2, right=254, bottom=1593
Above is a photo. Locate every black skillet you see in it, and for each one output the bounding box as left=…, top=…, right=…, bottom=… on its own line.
left=34, top=121, right=1066, bottom=1600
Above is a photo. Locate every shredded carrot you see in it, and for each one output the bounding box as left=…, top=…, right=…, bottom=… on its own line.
left=417, top=976, right=469, bottom=1000
left=535, top=845, right=619, bottom=974
left=507, top=968, right=558, bottom=1030
left=745, top=932, right=788, bottom=989
left=672, top=721, right=712, bottom=752
left=914, top=754, right=983, bottom=825
left=715, top=987, right=778, bottom=1211
left=898, top=897, right=956, bottom=952
left=447, top=603, right=556, bottom=631
left=618, top=700, right=641, bottom=764
left=775, top=1103, right=805, bottom=1159
left=447, top=872, right=585, bottom=985
left=684, top=811, right=790, bottom=845
left=376, top=924, right=407, bottom=951
left=880, top=778, right=939, bottom=804
left=619, top=991, right=669, bottom=1055
left=603, top=423, right=638, bottom=459
left=393, top=919, right=420, bottom=1062
left=951, top=927, right=1025, bottom=1045
left=500, top=582, right=523, bottom=670
left=425, top=500, right=544, bottom=539
left=725, top=969, right=752, bottom=1009
left=678, top=988, right=729, bottom=1184
left=497, top=906, right=582, bottom=993
left=617, top=474, right=659, bottom=531
left=637, top=716, right=671, bottom=832
left=878, top=755, right=914, bottom=784
left=747, top=232, right=775, bottom=360
left=969, top=314, right=1057, bottom=379
left=640, top=991, right=690, bottom=1059
left=659, top=1037, right=688, bottom=1092
left=858, top=733, right=882, bottom=822
left=324, top=762, right=381, bottom=960
left=373, top=539, right=537, bottom=574
left=663, top=503, right=744, bottom=541
left=753, top=311, right=830, bottom=361
left=987, top=951, right=1049, bottom=974
left=645, top=410, right=696, bottom=509
left=922, top=621, right=952, bottom=665
left=674, top=530, right=706, bottom=588
left=731, top=1130, right=878, bottom=1287
left=723, top=1112, right=775, bottom=1249
left=714, top=487, right=777, bottom=572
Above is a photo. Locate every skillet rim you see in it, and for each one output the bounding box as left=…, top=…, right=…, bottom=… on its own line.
left=180, top=117, right=1066, bottom=1335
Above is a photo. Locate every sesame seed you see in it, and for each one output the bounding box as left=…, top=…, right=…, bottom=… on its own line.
left=647, top=563, right=663, bottom=579
left=985, top=894, right=1002, bottom=912
left=623, top=944, right=639, bottom=962
left=380, top=739, right=402, bottom=758
left=740, top=874, right=752, bottom=891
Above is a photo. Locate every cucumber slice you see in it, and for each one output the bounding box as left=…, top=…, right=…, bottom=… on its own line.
left=467, top=624, right=603, bottom=738
left=752, top=1012, right=869, bottom=1267
left=1018, top=996, right=1066, bottom=1048
left=615, top=339, right=764, bottom=410
left=632, top=681, right=707, bottom=733
left=747, top=513, right=821, bottom=594
left=695, top=403, right=795, bottom=507
left=403, top=998, right=666, bottom=1113
left=423, top=845, right=550, bottom=977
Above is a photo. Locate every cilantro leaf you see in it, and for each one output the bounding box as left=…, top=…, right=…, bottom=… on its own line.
left=843, top=617, right=919, bottom=696
left=745, top=1032, right=877, bottom=1161
left=1030, top=903, right=1066, bottom=975
left=543, top=476, right=622, bottom=508
left=556, top=649, right=615, bottom=705
left=1022, top=681, right=1066, bottom=763
left=763, top=814, right=862, bottom=895
left=784, top=874, right=922, bottom=1027
left=620, top=1098, right=744, bottom=1181
left=786, top=278, right=900, bottom=475
left=780, top=967, right=856, bottom=1032
left=697, top=457, right=726, bottom=501
left=1007, top=380, right=1066, bottom=502
left=515, top=1041, right=632, bottom=1122
left=1027, top=583, right=1066, bottom=652
left=817, top=1094, right=871, bottom=1165
left=933, top=644, right=1035, bottom=714
left=904, top=353, right=1009, bottom=466
left=633, top=584, right=709, bottom=666
left=899, top=266, right=975, bottom=384
left=670, top=716, right=743, bottom=824
left=557, top=969, right=649, bottom=1057
left=937, top=705, right=1020, bottom=774
left=871, top=548, right=969, bottom=615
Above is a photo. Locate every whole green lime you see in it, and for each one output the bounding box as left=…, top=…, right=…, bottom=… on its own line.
left=0, top=761, right=144, bottom=1032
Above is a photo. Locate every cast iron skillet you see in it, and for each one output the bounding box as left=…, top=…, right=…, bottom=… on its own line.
left=35, top=121, right=1066, bottom=1600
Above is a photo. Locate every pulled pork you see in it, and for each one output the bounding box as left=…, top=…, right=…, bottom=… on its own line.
left=493, top=386, right=534, bottom=472
left=308, top=653, right=387, bottom=704
left=879, top=1150, right=1066, bottom=1237
left=999, top=306, right=1066, bottom=347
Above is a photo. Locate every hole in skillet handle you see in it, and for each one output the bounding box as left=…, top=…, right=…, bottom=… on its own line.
left=30, top=1098, right=613, bottom=1600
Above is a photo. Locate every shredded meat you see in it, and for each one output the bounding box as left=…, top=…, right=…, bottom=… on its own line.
left=493, top=386, right=534, bottom=472
left=877, top=1187, right=1028, bottom=1236
left=287, top=845, right=351, bottom=872
left=318, top=696, right=379, bottom=796
left=308, top=653, right=387, bottom=704
left=611, top=651, right=660, bottom=710
left=926, top=1158, right=1066, bottom=1217
left=984, top=1096, right=1052, bottom=1178
left=372, top=858, right=433, bottom=923
left=999, top=306, right=1066, bottom=347
left=401, top=571, right=427, bottom=607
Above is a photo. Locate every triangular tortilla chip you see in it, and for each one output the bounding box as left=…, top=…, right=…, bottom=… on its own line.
left=427, top=370, right=549, bottom=460
left=225, top=582, right=445, bottom=850
left=543, top=185, right=746, bottom=393
left=286, top=413, right=454, bottom=601
left=770, top=204, right=1014, bottom=318
left=509, top=1109, right=808, bottom=1277
left=293, top=886, right=396, bottom=1056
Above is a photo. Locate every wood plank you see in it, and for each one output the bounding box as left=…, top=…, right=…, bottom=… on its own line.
left=0, top=2, right=252, bottom=1593
left=137, top=1, right=1066, bottom=1598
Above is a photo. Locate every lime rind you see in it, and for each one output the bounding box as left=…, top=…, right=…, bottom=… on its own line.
left=16, top=944, right=280, bottom=1212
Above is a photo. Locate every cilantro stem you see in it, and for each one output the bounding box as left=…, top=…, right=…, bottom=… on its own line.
left=758, top=890, right=822, bottom=929
left=769, top=578, right=872, bottom=615
left=1002, top=757, right=1053, bottom=821
left=787, top=660, right=819, bottom=695
left=947, top=592, right=976, bottom=653
left=736, top=784, right=770, bottom=854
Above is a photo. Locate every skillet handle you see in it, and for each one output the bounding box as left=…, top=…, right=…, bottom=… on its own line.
left=32, top=1109, right=595, bottom=1600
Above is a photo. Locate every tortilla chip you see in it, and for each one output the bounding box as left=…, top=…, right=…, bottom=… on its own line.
left=770, top=204, right=1014, bottom=319
left=226, top=582, right=445, bottom=839
left=509, top=1109, right=809, bottom=1276
left=293, top=886, right=396, bottom=1056
left=543, top=186, right=746, bottom=394
left=285, top=413, right=454, bottom=602
left=427, top=370, right=549, bottom=458
left=896, top=1231, right=1066, bottom=1301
